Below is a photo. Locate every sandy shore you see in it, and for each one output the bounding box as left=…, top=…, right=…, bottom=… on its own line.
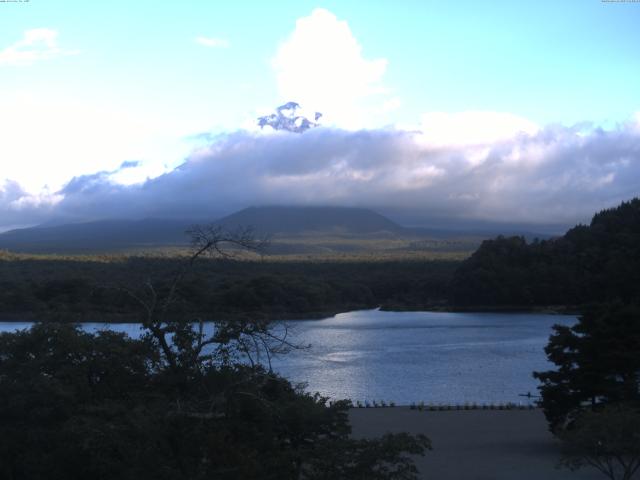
left=349, top=408, right=603, bottom=480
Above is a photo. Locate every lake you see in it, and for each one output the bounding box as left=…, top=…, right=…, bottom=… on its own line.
left=0, top=309, right=576, bottom=405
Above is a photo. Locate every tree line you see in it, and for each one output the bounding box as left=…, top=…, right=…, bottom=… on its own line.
left=451, top=198, right=640, bottom=308
left=0, top=255, right=455, bottom=322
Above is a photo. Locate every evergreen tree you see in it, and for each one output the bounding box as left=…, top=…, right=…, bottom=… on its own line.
left=534, top=303, right=640, bottom=431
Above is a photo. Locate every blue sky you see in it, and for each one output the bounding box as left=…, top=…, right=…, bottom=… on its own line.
left=0, top=0, right=639, bottom=228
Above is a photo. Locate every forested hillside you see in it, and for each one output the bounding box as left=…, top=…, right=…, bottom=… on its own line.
left=0, top=256, right=455, bottom=322
left=451, top=198, right=640, bottom=307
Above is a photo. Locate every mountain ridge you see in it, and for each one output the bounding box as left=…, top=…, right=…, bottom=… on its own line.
left=0, top=206, right=403, bottom=253
left=217, top=206, right=403, bottom=235
left=0, top=205, right=558, bottom=254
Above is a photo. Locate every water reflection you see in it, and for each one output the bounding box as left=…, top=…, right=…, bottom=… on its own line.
left=271, top=309, right=577, bottom=404
left=0, top=309, right=576, bottom=405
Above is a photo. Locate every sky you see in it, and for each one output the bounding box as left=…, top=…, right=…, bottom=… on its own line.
left=0, top=0, right=639, bottom=230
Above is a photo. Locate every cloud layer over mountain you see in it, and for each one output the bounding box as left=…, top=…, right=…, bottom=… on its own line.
left=2, top=116, right=639, bottom=230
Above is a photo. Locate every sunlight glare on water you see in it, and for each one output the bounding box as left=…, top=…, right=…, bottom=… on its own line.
left=0, top=309, right=576, bottom=405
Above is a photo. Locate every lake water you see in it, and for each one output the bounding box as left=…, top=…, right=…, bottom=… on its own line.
left=0, top=310, right=577, bottom=405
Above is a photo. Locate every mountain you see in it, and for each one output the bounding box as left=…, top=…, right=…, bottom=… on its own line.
left=257, top=102, right=321, bottom=133
left=0, top=206, right=404, bottom=253
left=0, top=218, right=194, bottom=253
left=216, top=206, right=403, bottom=235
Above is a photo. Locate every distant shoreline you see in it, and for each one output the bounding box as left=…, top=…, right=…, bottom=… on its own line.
left=415, top=305, right=582, bottom=315
left=0, top=305, right=581, bottom=324
left=0, top=309, right=349, bottom=324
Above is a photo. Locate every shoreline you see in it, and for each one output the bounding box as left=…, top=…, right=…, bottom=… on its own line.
left=0, top=309, right=349, bottom=324
left=0, top=304, right=582, bottom=323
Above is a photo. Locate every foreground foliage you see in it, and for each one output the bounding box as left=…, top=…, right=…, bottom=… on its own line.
left=533, top=303, right=640, bottom=431
left=0, top=226, right=431, bottom=479
left=535, top=303, right=640, bottom=480
left=558, top=404, right=640, bottom=480
left=0, top=323, right=431, bottom=479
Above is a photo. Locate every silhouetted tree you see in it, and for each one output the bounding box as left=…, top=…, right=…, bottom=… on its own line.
left=534, top=303, right=640, bottom=431
left=558, top=404, right=640, bottom=480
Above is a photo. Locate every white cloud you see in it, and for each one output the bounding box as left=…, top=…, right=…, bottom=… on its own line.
left=0, top=28, right=78, bottom=66
left=272, top=8, right=390, bottom=129
left=0, top=91, right=194, bottom=193
left=195, top=36, right=230, bottom=48
left=418, top=111, right=540, bottom=147
left=380, top=97, right=402, bottom=113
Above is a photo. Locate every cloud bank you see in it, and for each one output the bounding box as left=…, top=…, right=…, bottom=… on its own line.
left=2, top=115, right=639, bottom=230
